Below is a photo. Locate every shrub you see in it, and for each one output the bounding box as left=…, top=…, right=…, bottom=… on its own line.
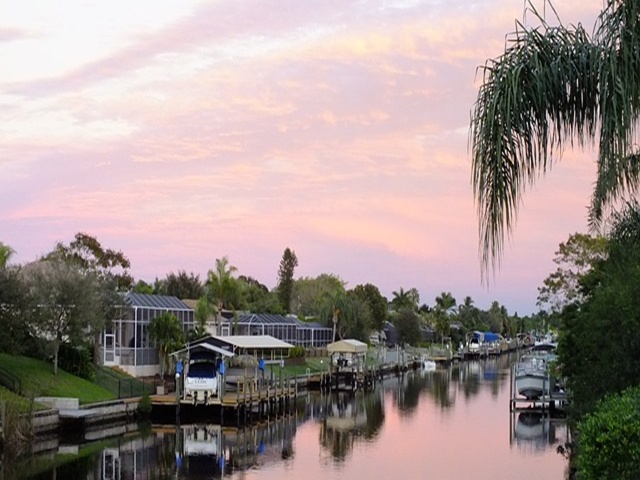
left=137, top=392, right=152, bottom=418
left=289, top=346, right=306, bottom=358
left=58, top=343, right=95, bottom=381
left=576, top=385, right=640, bottom=480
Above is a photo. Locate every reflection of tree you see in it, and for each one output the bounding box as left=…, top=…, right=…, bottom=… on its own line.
left=460, top=361, right=481, bottom=399
left=319, top=390, right=378, bottom=462
left=396, top=372, right=423, bottom=415
left=431, top=370, right=454, bottom=409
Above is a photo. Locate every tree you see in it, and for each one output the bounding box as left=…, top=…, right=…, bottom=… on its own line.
left=51, top=232, right=132, bottom=290
left=192, top=296, right=214, bottom=339
left=238, top=275, right=283, bottom=314
left=557, top=201, right=640, bottom=419
left=351, top=283, right=388, bottom=331
left=391, top=287, right=418, bottom=312
left=394, top=309, right=422, bottom=346
left=22, top=258, right=101, bottom=375
left=157, top=270, right=204, bottom=299
left=51, top=233, right=133, bottom=363
left=471, top=0, right=640, bottom=273
left=434, top=292, right=457, bottom=315
left=276, top=248, right=298, bottom=313
left=149, top=312, right=184, bottom=377
left=291, top=274, right=346, bottom=318
left=206, top=256, right=240, bottom=333
left=537, top=233, right=608, bottom=314
left=0, top=263, right=31, bottom=355
left=0, top=242, right=15, bottom=268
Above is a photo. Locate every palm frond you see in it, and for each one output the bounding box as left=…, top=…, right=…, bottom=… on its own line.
left=471, top=8, right=599, bottom=276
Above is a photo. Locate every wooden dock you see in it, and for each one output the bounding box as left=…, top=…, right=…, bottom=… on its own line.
left=152, top=377, right=298, bottom=424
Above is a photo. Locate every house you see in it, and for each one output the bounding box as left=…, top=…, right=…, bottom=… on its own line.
left=101, top=292, right=195, bottom=377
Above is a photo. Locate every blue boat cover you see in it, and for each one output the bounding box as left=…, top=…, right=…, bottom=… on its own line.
left=473, top=331, right=500, bottom=342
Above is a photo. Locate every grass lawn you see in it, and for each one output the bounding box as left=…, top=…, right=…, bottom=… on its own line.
left=0, top=385, right=48, bottom=412
left=0, top=353, right=116, bottom=404
left=94, top=366, right=155, bottom=398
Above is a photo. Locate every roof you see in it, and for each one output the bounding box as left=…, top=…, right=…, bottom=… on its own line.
left=125, top=292, right=192, bottom=310
left=236, top=313, right=299, bottom=325
left=171, top=342, right=234, bottom=358
left=214, top=335, right=294, bottom=349
left=327, top=339, right=368, bottom=354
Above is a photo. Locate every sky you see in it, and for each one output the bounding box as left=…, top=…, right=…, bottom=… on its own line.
left=0, top=0, right=605, bottom=315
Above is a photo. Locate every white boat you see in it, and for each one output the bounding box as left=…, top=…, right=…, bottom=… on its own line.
left=422, top=357, right=436, bottom=371
left=514, top=354, right=551, bottom=400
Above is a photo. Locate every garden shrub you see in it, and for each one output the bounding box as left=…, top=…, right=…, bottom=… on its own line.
left=58, top=343, right=95, bottom=381
left=576, top=385, right=640, bottom=480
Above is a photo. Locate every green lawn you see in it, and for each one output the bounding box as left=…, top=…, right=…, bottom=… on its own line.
left=94, top=366, right=155, bottom=398
left=0, top=353, right=116, bottom=404
left=0, top=385, right=48, bottom=412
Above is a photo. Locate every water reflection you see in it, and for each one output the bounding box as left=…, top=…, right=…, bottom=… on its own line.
left=3, top=355, right=568, bottom=479
left=511, top=412, right=569, bottom=454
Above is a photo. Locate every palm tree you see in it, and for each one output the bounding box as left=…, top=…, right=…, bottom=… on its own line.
left=0, top=243, right=15, bottom=268
left=206, top=256, right=238, bottom=334
left=149, top=312, right=185, bottom=378
left=435, top=292, right=457, bottom=315
left=471, top=0, right=640, bottom=274
left=391, top=287, right=415, bottom=311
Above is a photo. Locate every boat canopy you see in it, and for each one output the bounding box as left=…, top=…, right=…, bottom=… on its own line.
left=473, top=331, right=500, bottom=342
left=327, top=339, right=368, bottom=354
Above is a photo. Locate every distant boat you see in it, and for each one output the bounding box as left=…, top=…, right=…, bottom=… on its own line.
left=422, top=357, right=436, bottom=371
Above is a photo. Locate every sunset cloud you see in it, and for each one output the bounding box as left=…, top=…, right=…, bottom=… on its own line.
left=0, top=0, right=605, bottom=313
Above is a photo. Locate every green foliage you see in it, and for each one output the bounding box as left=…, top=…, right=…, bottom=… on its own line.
left=289, top=346, right=306, bottom=358
left=137, top=392, right=152, bottom=418
left=558, top=202, right=640, bottom=419
left=291, top=274, right=346, bottom=318
left=58, top=343, right=95, bottom=381
left=21, top=257, right=103, bottom=375
left=537, top=233, right=607, bottom=313
left=576, top=385, right=640, bottom=480
left=394, top=308, right=421, bottom=346
left=156, top=270, right=204, bottom=299
left=351, top=283, right=388, bottom=331
left=0, top=242, right=15, bottom=268
left=390, top=287, right=419, bottom=312
left=206, top=256, right=242, bottom=318
left=276, top=247, right=298, bottom=313
left=149, top=312, right=184, bottom=377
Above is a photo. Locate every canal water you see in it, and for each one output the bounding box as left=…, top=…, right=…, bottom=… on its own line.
left=4, top=353, right=569, bottom=479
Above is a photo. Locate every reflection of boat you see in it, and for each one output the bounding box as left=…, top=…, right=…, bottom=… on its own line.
left=182, top=424, right=221, bottom=456
left=515, top=412, right=548, bottom=440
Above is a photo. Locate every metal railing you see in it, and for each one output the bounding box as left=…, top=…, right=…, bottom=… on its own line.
left=0, top=365, right=21, bottom=395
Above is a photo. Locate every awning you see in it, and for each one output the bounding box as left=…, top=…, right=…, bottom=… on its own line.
left=171, top=342, right=234, bottom=358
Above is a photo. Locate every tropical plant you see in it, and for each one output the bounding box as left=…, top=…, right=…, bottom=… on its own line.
left=149, top=312, right=184, bottom=377
left=471, top=0, right=640, bottom=273
left=391, top=287, right=417, bottom=312
left=0, top=242, right=15, bottom=268
left=206, top=256, right=239, bottom=334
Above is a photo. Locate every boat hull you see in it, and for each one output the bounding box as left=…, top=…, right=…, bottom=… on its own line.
left=516, top=374, right=549, bottom=400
